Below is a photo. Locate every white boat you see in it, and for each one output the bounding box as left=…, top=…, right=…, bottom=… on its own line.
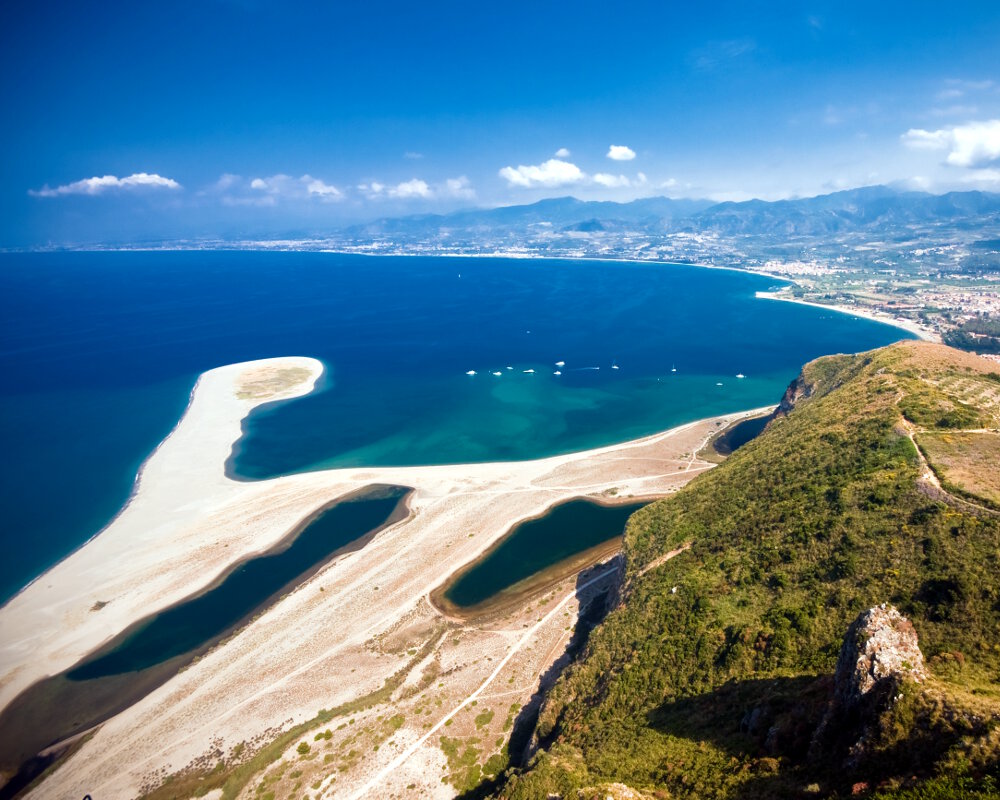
left=555, top=360, right=565, bottom=367
left=736, top=373, right=746, bottom=379
left=553, top=370, right=562, bottom=375
left=492, top=371, right=502, bottom=376
left=506, top=366, right=513, bottom=371
left=611, top=364, right=620, bottom=370
left=716, top=382, right=724, bottom=386
left=466, top=370, right=477, bottom=376
left=523, top=368, right=535, bottom=374
left=671, top=364, right=677, bottom=373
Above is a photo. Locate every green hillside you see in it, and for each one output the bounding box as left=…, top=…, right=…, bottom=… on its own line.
left=493, top=341, right=1000, bottom=799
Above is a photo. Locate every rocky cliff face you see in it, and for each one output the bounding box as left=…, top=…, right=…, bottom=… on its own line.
left=775, top=373, right=813, bottom=417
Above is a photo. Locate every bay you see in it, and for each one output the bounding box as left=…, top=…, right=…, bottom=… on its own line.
left=0, top=251, right=912, bottom=603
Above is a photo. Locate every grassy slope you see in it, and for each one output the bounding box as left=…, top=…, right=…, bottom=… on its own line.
left=494, top=342, right=1000, bottom=799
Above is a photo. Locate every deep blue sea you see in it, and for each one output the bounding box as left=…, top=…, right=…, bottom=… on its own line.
left=0, top=251, right=912, bottom=603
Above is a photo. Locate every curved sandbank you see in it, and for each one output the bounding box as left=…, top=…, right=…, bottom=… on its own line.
left=0, top=356, right=325, bottom=708
left=0, top=355, right=773, bottom=799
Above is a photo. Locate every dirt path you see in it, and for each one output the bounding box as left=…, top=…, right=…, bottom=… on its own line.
left=337, top=542, right=693, bottom=800
left=900, top=417, right=1000, bottom=520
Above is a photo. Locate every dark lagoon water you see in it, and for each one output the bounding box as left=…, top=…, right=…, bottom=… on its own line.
left=0, top=485, right=409, bottom=785
left=443, top=498, right=648, bottom=609
left=69, top=485, right=409, bottom=679
left=0, top=251, right=913, bottom=602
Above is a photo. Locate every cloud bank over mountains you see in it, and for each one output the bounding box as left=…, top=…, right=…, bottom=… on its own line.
left=903, top=119, right=1000, bottom=169
left=26, top=119, right=1000, bottom=220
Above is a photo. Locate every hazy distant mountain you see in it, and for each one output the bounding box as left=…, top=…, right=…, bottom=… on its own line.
left=690, top=187, right=1000, bottom=236
left=343, top=195, right=716, bottom=238
left=341, top=186, right=1000, bottom=242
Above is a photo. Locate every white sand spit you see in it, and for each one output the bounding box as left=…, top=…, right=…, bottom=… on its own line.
left=0, top=356, right=771, bottom=799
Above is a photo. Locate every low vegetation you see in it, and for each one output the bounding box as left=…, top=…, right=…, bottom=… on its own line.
left=491, top=341, right=1000, bottom=799
left=919, top=431, right=1000, bottom=509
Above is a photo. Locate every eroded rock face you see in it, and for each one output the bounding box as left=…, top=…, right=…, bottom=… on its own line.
left=774, top=372, right=815, bottom=418
left=809, top=604, right=927, bottom=766
left=834, top=604, right=926, bottom=711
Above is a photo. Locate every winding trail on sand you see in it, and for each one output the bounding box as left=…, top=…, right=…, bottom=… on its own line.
left=0, top=356, right=771, bottom=799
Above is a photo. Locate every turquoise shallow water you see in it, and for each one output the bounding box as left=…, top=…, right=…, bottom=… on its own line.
left=0, top=252, right=913, bottom=602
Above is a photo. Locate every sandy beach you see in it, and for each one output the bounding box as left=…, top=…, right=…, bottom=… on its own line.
left=0, top=356, right=772, bottom=799
left=755, top=290, right=939, bottom=342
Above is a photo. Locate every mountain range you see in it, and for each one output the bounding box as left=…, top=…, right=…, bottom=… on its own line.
left=342, top=186, right=1000, bottom=243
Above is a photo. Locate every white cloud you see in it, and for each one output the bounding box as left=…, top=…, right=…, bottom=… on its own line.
left=305, top=177, right=343, bottom=199
left=660, top=178, right=678, bottom=188
left=607, top=144, right=636, bottom=161
left=499, top=156, right=651, bottom=192
left=359, top=178, right=440, bottom=200
left=357, top=181, right=386, bottom=198
left=248, top=173, right=343, bottom=202
left=499, top=158, right=586, bottom=188
left=404, top=151, right=424, bottom=159
left=390, top=178, right=431, bottom=198
left=443, top=176, right=476, bottom=199
left=593, top=173, right=631, bottom=188
left=902, top=175, right=934, bottom=190
left=30, top=172, right=180, bottom=197
left=902, top=120, right=1000, bottom=168
left=902, top=129, right=951, bottom=150
left=213, top=173, right=240, bottom=191
left=554, top=147, right=571, bottom=158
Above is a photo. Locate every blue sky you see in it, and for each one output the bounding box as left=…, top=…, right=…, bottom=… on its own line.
left=2, top=0, right=1000, bottom=245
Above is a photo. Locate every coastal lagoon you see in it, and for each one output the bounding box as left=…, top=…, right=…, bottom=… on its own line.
left=0, top=485, right=410, bottom=790
left=70, top=484, right=409, bottom=679
left=0, top=252, right=912, bottom=602
left=441, top=498, right=648, bottom=613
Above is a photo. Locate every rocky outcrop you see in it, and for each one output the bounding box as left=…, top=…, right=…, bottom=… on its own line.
left=834, top=604, right=926, bottom=710
left=774, top=372, right=815, bottom=418
left=811, top=604, right=926, bottom=763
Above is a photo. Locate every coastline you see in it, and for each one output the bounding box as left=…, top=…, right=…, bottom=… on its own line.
left=0, top=353, right=772, bottom=799
left=3, top=374, right=205, bottom=607
left=754, top=289, right=939, bottom=343
left=0, top=359, right=325, bottom=611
